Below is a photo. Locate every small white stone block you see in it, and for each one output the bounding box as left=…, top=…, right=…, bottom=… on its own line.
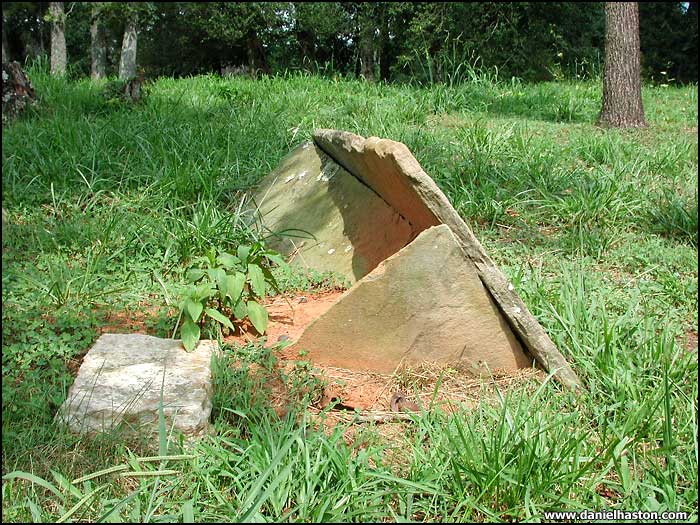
left=56, top=334, right=217, bottom=439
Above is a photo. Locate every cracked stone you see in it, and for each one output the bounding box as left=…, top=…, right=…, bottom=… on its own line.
left=292, top=225, right=531, bottom=374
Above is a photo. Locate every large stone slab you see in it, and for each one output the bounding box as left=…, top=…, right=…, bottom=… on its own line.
left=56, top=334, right=217, bottom=439
left=312, top=129, right=581, bottom=390
left=293, top=225, right=532, bottom=374
left=250, top=141, right=414, bottom=284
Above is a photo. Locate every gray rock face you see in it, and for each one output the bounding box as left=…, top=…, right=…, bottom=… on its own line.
left=293, top=225, right=532, bottom=374
left=56, top=334, right=217, bottom=439
left=250, top=141, right=414, bottom=284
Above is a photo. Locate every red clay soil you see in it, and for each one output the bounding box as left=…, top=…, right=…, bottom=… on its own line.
left=223, top=288, right=545, bottom=418
left=99, top=310, right=152, bottom=334
left=75, top=289, right=544, bottom=426
left=224, top=289, right=345, bottom=348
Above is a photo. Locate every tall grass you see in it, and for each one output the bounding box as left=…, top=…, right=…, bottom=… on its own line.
left=2, top=60, right=697, bottom=521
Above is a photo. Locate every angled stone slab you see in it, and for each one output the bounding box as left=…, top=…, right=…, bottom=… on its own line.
left=56, top=334, right=217, bottom=439
left=313, top=129, right=581, bottom=390
left=293, top=225, right=532, bottom=374
left=249, top=141, right=414, bottom=284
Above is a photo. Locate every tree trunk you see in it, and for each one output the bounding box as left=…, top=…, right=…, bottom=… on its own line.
left=49, top=2, right=67, bottom=76
left=357, top=4, right=378, bottom=82
left=377, top=8, right=390, bottom=81
left=379, top=26, right=390, bottom=81
left=2, top=20, right=10, bottom=62
left=39, top=13, right=47, bottom=57
left=2, top=61, right=36, bottom=125
left=21, top=30, right=43, bottom=60
left=297, top=29, right=315, bottom=70
left=245, top=30, right=270, bottom=77
left=90, top=3, right=107, bottom=80
left=599, top=2, right=646, bottom=128
left=119, top=15, right=138, bottom=80
left=359, top=28, right=375, bottom=81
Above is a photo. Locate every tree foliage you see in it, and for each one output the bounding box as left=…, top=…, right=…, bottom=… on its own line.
left=1, top=1, right=697, bottom=83
left=639, top=2, right=698, bottom=83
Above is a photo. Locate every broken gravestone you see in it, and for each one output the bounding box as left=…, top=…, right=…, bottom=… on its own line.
left=251, top=141, right=414, bottom=284
left=56, top=334, right=217, bottom=439
left=250, top=130, right=581, bottom=390
left=295, top=224, right=531, bottom=374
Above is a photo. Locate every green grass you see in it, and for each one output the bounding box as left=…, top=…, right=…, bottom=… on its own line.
left=2, top=62, right=697, bottom=522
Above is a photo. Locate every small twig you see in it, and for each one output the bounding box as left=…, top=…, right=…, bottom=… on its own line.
left=347, top=411, right=419, bottom=424
left=621, top=264, right=660, bottom=289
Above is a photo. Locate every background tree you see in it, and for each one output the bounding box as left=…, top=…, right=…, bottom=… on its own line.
left=292, top=3, right=324, bottom=69
left=290, top=3, right=350, bottom=74
left=90, top=2, right=107, bottom=79
left=349, top=2, right=393, bottom=82
left=639, top=2, right=698, bottom=83
left=353, top=3, right=380, bottom=81
left=598, top=2, right=646, bottom=128
left=241, top=4, right=273, bottom=75
left=48, top=1, right=66, bottom=75
left=4, top=2, right=50, bottom=63
left=118, top=5, right=138, bottom=80
left=2, top=14, right=10, bottom=62
left=138, top=2, right=214, bottom=77
left=679, top=1, right=699, bottom=83
left=111, top=2, right=156, bottom=80
left=0, top=2, right=695, bottom=86
left=188, top=3, right=284, bottom=76
left=390, top=3, right=605, bottom=84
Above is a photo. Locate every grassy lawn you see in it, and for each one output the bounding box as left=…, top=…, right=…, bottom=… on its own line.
left=2, top=63, right=697, bottom=522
